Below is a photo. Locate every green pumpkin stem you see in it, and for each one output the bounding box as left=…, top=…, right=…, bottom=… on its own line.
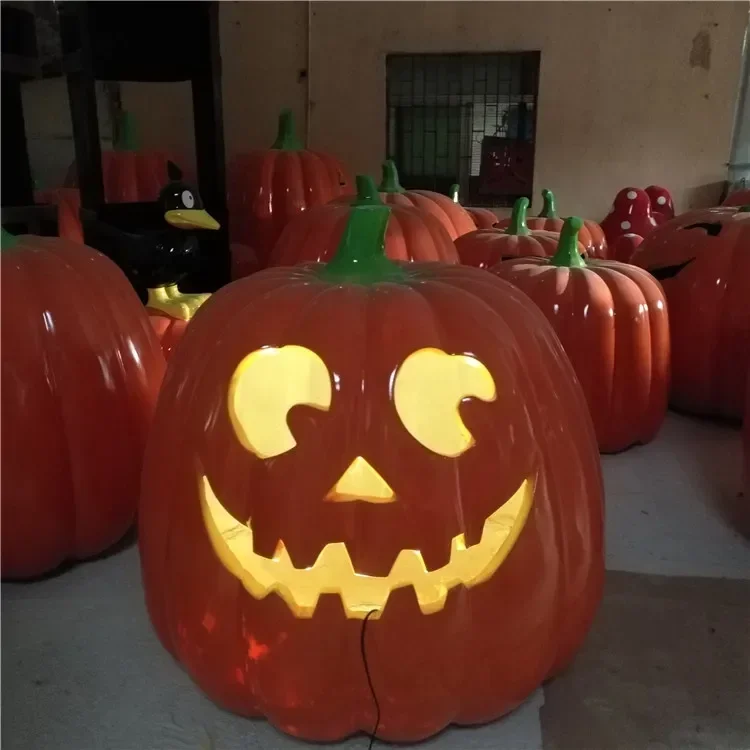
left=550, top=217, right=586, bottom=268
left=271, top=109, right=304, bottom=151
left=1, top=228, right=19, bottom=251
left=449, top=184, right=460, bottom=203
left=539, top=189, right=558, bottom=219
left=320, top=175, right=407, bottom=284
left=378, top=160, right=406, bottom=193
left=113, top=111, right=138, bottom=151
left=505, top=197, right=531, bottom=236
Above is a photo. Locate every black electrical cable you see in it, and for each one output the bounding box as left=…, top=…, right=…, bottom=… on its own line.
left=360, top=609, right=380, bottom=750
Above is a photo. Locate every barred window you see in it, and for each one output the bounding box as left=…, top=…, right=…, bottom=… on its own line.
left=386, top=52, right=540, bottom=207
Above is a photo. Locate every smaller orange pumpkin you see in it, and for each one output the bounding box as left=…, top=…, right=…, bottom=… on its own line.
left=449, top=184, right=498, bottom=229
left=378, top=161, right=475, bottom=240
left=723, top=187, right=750, bottom=207
left=268, top=175, right=458, bottom=267
left=495, top=189, right=608, bottom=258
left=493, top=217, right=670, bottom=453
left=454, top=197, right=571, bottom=269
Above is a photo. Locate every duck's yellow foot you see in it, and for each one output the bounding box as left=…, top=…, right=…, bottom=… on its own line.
left=146, top=284, right=210, bottom=322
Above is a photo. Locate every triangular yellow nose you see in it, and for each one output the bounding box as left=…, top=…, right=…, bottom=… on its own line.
left=326, top=456, right=395, bottom=504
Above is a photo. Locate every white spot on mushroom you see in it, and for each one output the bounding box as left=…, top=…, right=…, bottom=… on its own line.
left=620, top=221, right=632, bottom=230
left=656, top=196, right=667, bottom=205
left=626, top=190, right=637, bottom=200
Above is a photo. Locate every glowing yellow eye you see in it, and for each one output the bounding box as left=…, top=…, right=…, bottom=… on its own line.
left=228, top=346, right=332, bottom=458
left=393, top=348, right=496, bottom=457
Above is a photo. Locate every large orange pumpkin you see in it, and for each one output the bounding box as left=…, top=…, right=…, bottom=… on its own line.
left=268, top=175, right=458, bottom=266
left=66, top=112, right=181, bottom=204
left=723, top=187, right=750, bottom=207
left=377, top=160, right=475, bottom=240
left=227, top=109, right=352, bottom=268
left=454, top=197, right=570, bottom=269
left=632, top=206, right=750, bottom=419
left=495, top=189, right=607, bottom=258
left=493, top=218, right=669, bottom=453
left=138, top=193, right=604, bottom=743
left=1, top=230, right=165, bottom=579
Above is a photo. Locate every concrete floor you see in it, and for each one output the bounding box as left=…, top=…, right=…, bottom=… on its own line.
left=2, top=413, right=749, bottom=750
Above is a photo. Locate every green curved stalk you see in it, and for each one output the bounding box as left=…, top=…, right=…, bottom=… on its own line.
left=1, top=228, right=19, bottom=251
left=378, top=160, right=406, bottom=193
left=538, top=189, right=558, bottom=219
left=271, top=109, right=304, bottom=150
left=504, top=197, right=531, bottom=236
left=550, top=217, right=586, bottom=268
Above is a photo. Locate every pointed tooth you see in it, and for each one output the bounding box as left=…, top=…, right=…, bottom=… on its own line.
left=418, top=534, right=453, bottom=572
left=462, top=513, right=485, bottom=548
left=251, top=522, right=281, bottom=560
left=415, top=582, right=449, bottom=615
left=389, top=548, right=427, bottom=585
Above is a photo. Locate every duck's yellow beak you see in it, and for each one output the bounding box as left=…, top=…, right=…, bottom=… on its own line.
left=164, top=209, right=220, bottom=231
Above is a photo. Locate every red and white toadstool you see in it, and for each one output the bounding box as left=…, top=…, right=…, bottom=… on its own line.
left=601, top=187, right=659, bottom=245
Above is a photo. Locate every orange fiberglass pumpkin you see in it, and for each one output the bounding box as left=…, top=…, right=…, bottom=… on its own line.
left=632, top=206, right=750, bottom=419
left=744, top=374, right=750, bottom=500
left=66, top=112, right=182, bottom=203
left=495, top=189, right=607, bottom=258
left=138, top=187, right=604, bottom=743
left=723, top=187, right=750, bottom=207
left=493, top=218, right=670, bottom=453
left=269, top=175, right=458, bottom=267
left=454, top=197, right=574, bottom=269
left=449, top=184, right=498, bottom=229
left=227, top=109, right=352, bottom=268
left=377, top=160, right=475, bottom=240
left=1, top=230, right=165, bottom=579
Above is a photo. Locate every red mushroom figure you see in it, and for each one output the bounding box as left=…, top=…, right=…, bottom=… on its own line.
left=645, top=186, right=675, bottom=224
left=601, top=187, right=659, bottom=245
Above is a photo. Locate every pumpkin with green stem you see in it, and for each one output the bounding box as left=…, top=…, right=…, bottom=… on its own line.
left=454, top=197, right=574, bottom=269
left=496, top=189, right=608, bottom=258
left=65, top=111, right=185, bottom=204
left=492, top=217, right=669, bottom=453
left=139, top=187, right=603, bottom=742
left=227, top=109, right=352, bottom=269
left=377, top=160, right=475, bottom=240
left=448, top=184, right=498, bottom=229
left=1, top=229, right=165, bottom=579
left=269, top=175, right=458, bottom=267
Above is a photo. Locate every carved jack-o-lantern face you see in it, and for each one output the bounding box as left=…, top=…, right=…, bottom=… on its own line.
left=138, top=191, right=604, bottom=743
left=201, top=344, right=533, bottom=618
left=632, top=207, right=750, bottom=419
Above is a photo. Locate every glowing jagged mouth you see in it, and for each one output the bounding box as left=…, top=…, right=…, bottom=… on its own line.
left=199, top=475, right=534, bottom=619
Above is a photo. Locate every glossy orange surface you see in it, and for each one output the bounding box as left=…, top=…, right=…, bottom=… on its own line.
left=148, top=312, right=189, bottom=360
left=230, top=242, right=261, bottom=281
left=466, top=206, right=499, bottom=229
left=495, top=190, right=608, bottom=258
left=269, top=177, right=458, bottom=266
left=227, top=111, right=352, bottom=268
left=139, top=217, right=604, bottom=741
left=632, top=208, right=750, bottom=419
left=455, top=227, right=565, bottom=269
left=1, top=234, right=165, bottom=579
left=378, top=161, right=475, bottom=241
left=493, top=221, right=670, bottom=454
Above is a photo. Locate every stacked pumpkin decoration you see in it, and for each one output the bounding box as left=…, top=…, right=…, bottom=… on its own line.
left=601, top=187, right=659, bottom=245
left=66, top=111, right=183, bottom=204
left=632, top=205, right=750, bottom=420
left=139, top=181, right=604, bottom=743
left=270, top=175, right=458, bottom=266
left=377, top=160, right=475, bottom=240
left=1, top=229, right=165, bottom=579
left=227, top=109, right=352, bottom=271
left=449, top=184, right=498, bottom=229
left=493, top=217, right=670, bottom=453
left=495, top=189, right=607, bottom=259
left=455, top=197, right=574, bottom=269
